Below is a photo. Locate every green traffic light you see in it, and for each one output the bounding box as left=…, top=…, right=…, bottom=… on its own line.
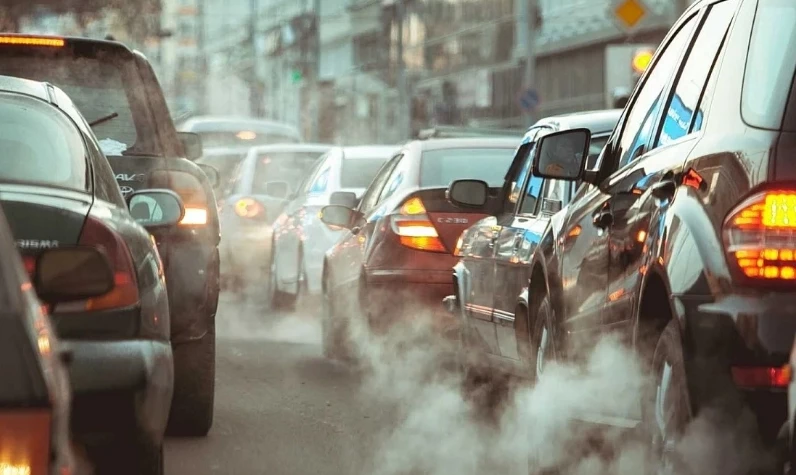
left=290, top=69, right=303, bottom=84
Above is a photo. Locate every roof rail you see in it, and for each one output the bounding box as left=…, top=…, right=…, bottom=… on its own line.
left=416, top=125, right=524, bottom=140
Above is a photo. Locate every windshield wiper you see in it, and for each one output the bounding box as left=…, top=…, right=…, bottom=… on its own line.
left=89, top=112, right=119, bottom=127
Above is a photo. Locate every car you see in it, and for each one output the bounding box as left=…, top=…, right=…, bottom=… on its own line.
left=197, top=146, right=255, bottom=196
left=0, top=204, right=87, bottom=475
left=319, top=138, right=520, bottom=360
left=269, top=145, right=399, bottom=310
left=177, top=115, right=302, bottom=148
left=789, top=338, right=796, bottom=475
left=444, top=109, right=620, bottom=380
left=518, top=0, right=796, bottom=470
left=0, top=75, right=186, bottom=474
left=0, top=34, right=221, bottom=437
left=217, top=143, right=334, bottom=292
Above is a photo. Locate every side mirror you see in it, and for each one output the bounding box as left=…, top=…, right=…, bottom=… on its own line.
left=541, top=198, right=562, bottom=214
left=197, top=164, right=219, bottom=187
left=127, top=189, right=185, bottom=229
left=532, top=128, right=591, bottom=181
left=34, top=246, right=115, bottom=303
left=447, top=179, right=488, bottom=208
left=319, top=205, right=354, bottom=230
left=330, top=191, right=358, bottom=209
left=263, top=181, right=290, bottom=199
left=178, top=132, right=203, bottom=161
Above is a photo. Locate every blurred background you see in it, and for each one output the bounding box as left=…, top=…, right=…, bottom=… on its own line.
left=4, top=0, right=692, bottom=144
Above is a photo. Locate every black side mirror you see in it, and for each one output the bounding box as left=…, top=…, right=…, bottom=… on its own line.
left=319, top=205, right=354, bottom=230
left=178, top=132, right=203, bottom=160
left=197, top=164, right=219, bottom=187
left=330, top=191, right=358, bottom=209
left=532, top=128, right=591, bottom=181
left=34, top=247, right=115, bottom=303
left=263, top=181, right=290, bottom=199
left=127, top=189, right=185, bottom=229
left=447, top=179, right=489, bottom=208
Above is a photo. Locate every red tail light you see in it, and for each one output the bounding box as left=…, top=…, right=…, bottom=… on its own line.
left=390, top=197, right=446, bottom=253
left=149, top=171, right=208, bottom=226
left=71, top=216, right=139, bottom=312
left=234, top=197, right=265, bottom=219
left=731, top=366, right=790, bottom=388
left=723, top=190, right=796, bottom=280
left=0, top=409, right=52, bottom=475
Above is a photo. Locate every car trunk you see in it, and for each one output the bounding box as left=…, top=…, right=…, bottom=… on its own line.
left=409, top=188, right=490, bottom=253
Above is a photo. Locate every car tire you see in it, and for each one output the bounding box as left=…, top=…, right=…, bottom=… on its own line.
left=321, top=291, right=352, bottom=362
left=529, top=294, right=556, bottom=383
left=90, top=436, right=163, bottom=475
left=269, top=252, right=297, bottom=311
left=167, top=323, right=216, bottom=437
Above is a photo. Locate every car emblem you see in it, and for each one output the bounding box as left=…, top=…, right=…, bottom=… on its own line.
left=438, top=217, right=469, bottom=224
left=120, top=186, right=135, bottom=195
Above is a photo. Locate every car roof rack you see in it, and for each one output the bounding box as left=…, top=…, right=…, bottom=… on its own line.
left=416, top=125, right=524, bottom=140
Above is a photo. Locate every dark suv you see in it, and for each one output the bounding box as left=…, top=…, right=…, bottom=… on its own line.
left=519, top=0, right=796, bottom=470
left=0, top=34, right=220, bottom=436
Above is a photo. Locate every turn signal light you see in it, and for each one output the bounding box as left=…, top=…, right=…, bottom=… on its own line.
left=0, top=35, right=64, bottom=47
left=732, top=365, right=790, bottom=388
left=391, top=197, right=446, bottom=253
left=723, top=190, right=796, bottom=280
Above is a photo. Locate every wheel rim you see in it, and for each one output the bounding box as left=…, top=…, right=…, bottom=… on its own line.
left=653, top=360, right=677, bottom=469
left=536, top=325, right=549, bottom=378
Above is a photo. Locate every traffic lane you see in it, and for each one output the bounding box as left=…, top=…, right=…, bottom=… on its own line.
left=165, top=296, right=396, bottom=475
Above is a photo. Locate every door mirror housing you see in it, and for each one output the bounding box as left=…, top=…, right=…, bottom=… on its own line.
left=447, top=179, right=489, bottom=208
left=34, top=246, right=115, bottom=303
left=178, top=132, right=203, bottom=160
left=330, top=191, right=359, bottom=209
left=319, top=205, right=355, bottom=230
left=197, top=164, right=219, bottom=187
left=127, top=189, right=185, bottom=229
left=532, top=128, right=591, bottom=181
left=263, top=181, right=290, bottom=199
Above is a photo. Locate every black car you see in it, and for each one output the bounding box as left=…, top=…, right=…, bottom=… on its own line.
left=0, top=34, right=221, bottom=436
left=516, top=0, right=796, bottom=470
left=0, top=75, right=185, bottom=474
left=444, top=109, right=620, bottom=377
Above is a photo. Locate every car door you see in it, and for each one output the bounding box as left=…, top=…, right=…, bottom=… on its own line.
left=603, top=0, right=735, bottom=332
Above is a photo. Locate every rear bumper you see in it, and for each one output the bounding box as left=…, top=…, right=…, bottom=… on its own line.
left=66, top=339, right=173, bottom=444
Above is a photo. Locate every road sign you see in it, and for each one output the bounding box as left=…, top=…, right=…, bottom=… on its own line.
left=611, top=0, right=649, bottom=33
left=518, top=88, right=540, bottom=113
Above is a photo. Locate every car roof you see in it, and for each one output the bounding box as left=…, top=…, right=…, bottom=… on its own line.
left=416, top=137, right=521, bottom=152
left=179, top=116, right=301, bottom=135
left=532, top=109, right=622, bottom=135
left=340, top=145, right=400, bottom=159
left=249, top=143, right=334, bottom=154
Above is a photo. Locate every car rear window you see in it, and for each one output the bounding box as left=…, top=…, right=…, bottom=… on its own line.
left=742, top=0, right=796, bottom=131
left=420, top=147, right=515, bottom=187
left=0, top=54, right=158, bottom=156
left=197, top=131, right=300, bottom=148
left=252, top=152, right=326, bottom=195
left=197, top=153, right=247, bottom=191
left=340, top=157, right=390, bottom=188
left=0, top=93, right=87, bottom=190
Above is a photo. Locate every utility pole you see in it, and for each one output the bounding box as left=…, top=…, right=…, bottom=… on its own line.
left=522, top=0, right=539, bottom=125
left=311, top=0, right=321, bottom=141
left=196, top=0, right=207, bottom=115
left=395, top=0, right=409, bottom=141
left=249, top=0, right=261, bottom=116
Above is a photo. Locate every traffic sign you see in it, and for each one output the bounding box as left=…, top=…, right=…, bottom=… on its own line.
left=518, top=88, right=540, bottom=113
left=611, top=0, right=649, bottom=33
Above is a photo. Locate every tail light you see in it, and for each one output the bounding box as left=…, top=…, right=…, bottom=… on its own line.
left=390, top=197, right=446, bottom=253
left=731, top=366, right=790, bottom=388
left=453, top=233, right=465, bottom=257
left=723, top=190, right=796, bottom=280
left=234, top=197, right=265, bottom=219
left=149, top=171, right=209, bottom=226
left=71, top=216, right=139, bottom=312
left=0, top=409, right=52, bottom=475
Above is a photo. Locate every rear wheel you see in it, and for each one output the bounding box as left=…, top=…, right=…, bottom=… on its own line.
left=269, top=252, right=296, bottom=311
left=167, top=322, right=216, bottom=437
left=321, top=290, right=352, bottom=362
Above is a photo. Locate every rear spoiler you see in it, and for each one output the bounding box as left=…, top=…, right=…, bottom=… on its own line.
left=416, top=125, right=524, bottom=140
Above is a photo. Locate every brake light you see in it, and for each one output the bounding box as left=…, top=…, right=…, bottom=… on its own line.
left=723, top=190, right=796, bottom=280
left=0, top=409, right=51, bottom=475
left=453, top=233, right=465, bottom=257
left=148, top=171, right=209, bottom=227
left=391, top=197, right=446, bottom=253
left=73, top=216, right=139, bottom=312
left=731, top=365, right=790, bottom=388
left=0, top=35, right=64, bottom=47
left=234, top=197, right=265, bottom=219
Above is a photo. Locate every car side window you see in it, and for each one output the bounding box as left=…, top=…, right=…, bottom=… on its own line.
left=309, top=166, right=330, bottom=194
left=518, top=174, right=544, bottom=215
left=298, top=156, right=325, bottom=196
left=359, top=154, right=402, bottom=214
left=616, top=14, right=698, bottom=169
left=377, top=155, right=408, bottom=204
left=656, top=0, right=735, bottom=146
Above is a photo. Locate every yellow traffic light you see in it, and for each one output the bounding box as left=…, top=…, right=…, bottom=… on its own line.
left=632, top=49, right=654, bottom=74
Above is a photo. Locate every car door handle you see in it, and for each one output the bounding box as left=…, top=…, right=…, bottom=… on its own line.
left=593, top=209, right=613, bottom=229
left=650, top=178, right=677, bottom=201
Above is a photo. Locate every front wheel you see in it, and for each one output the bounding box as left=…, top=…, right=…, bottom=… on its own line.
left=528, top=294, right=557, bottom=383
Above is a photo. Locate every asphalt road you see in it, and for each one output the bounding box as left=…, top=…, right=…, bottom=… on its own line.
left=164, top=294, right=398, bottom=475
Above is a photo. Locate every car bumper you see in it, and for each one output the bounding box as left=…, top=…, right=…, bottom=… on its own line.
left=65, top=339, right=173, bottom=444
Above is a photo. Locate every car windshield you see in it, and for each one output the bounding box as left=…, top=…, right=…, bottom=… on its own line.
left=420, top=147, right=515, bottom=187
left=198, top=153, right=248, bottom=192
left=252, top=151, right=326, bottom=195
left=0, top=93, right=87, bottom=190
left=340, top=157, right=391, bottom=188
left=0, top=54, right=159, bottom=157
left=197, top=131, right=300, bottom=148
